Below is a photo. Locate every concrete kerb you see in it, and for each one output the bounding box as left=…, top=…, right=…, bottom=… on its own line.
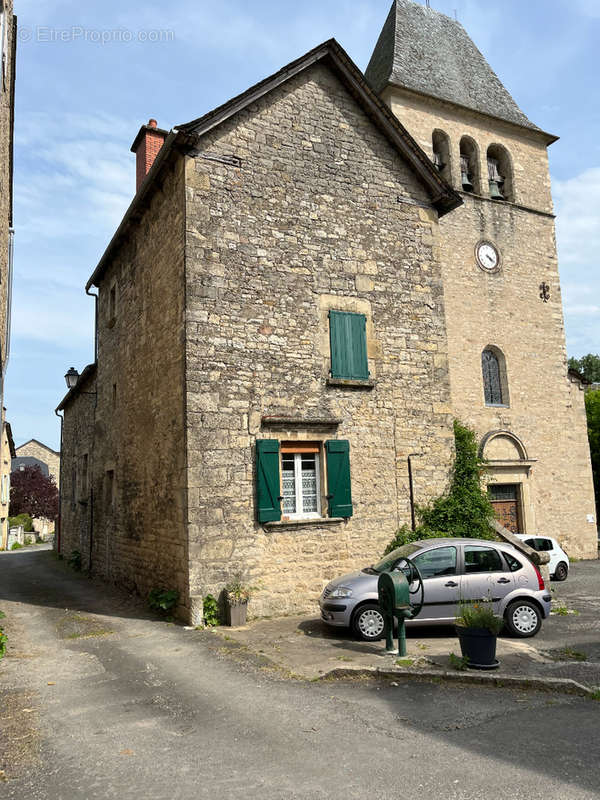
left=317, top=665, right=596, bottom=697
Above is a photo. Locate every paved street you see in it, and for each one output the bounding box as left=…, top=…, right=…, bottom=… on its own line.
left=1, top=548, right=599, bottom=800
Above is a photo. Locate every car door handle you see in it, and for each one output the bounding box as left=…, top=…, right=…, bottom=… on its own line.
left=497, top=578, right=511, bottom=584
left=445, top=581, right=459, bottom=587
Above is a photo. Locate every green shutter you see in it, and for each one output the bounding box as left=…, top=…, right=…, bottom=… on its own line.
left=325, top=439, right=353, bottom=518
left=329, top=310, right=369, bottom=380
left=256, top=440, right=281, bottom=523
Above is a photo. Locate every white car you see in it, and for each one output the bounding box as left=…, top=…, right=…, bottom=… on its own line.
left=514, top=535, right=569, bottom=581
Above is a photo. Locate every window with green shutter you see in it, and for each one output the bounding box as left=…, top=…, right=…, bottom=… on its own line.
left=328, top=310, right=369, bottom=381
left=256, top=440, right=281, bottom=523
left=325, top=440, right=353, bottom=518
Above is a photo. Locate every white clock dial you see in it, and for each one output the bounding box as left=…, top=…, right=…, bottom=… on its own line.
left=476, top=241, right=500, bottom=271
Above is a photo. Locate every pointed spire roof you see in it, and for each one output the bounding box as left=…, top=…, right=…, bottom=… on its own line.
left=365, top=0, right=552, bottom=138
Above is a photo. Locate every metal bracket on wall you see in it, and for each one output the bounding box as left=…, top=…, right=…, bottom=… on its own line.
left=539, top=282, right=550, bottom=302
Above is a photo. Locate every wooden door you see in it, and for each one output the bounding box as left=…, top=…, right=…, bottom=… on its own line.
left=488, top=483, right=521, bottom=533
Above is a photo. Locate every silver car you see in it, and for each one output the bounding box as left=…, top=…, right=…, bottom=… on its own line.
left=319, top=538, right=552, bottom=641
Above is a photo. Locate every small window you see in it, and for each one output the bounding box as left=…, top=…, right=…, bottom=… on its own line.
left=412, top=546, right=457, bottom=579
left=459, top=136, right=481, bottom=194
left=281, top=444, right=321, bottom=519
left=108, top=284, right=117, bottom=324
left=432, top=129, right=452, bottom=184
left=112, top=383, right=117, bottom=408
left=464, top=545, right=504, bottom=573
left=329, top=310, right=369, bottom=381
left=503, top=552, right=522, bottom=572
left=105, top=470, right=115, bottom=510
left=487, top=144, right=513, bottom=202
left=256, top=439, right=352, bottom=523
left=482, top=347, right=508, bottom=406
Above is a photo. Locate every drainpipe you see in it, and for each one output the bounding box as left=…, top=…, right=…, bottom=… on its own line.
left=54, top=408, right=64, bottom=554
left=86, top=286, right=99, bottom=364
left=407, top=454, right=420, bottom=531
left=85, top=286, right=98, bottom=573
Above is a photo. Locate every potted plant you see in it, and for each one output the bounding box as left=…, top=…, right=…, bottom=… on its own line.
left=224, top=578, right=252, bottom=627
left=455, top=598, right=504, bottom=669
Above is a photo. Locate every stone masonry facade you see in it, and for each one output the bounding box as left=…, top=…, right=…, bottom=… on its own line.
left=57, top=6, right=597, bottom=622
left=14, top=439, right=61, bottom=486
left=183, top=64, right=455, bottom=616
left=381, top=85, right=597, bottom=558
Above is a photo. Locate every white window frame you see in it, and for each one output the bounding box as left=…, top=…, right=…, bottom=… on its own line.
left=281, top=451, right=322, bottom=520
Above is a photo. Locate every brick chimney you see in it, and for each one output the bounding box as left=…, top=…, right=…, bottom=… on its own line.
left=130, top=119, right=168, bottom=192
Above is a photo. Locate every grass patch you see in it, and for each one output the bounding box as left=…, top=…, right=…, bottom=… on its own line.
left=557, top=647, right=587, bottom=662
left=395, top=657, right=415, bottom=668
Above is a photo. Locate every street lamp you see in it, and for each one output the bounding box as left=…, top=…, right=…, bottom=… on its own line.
left=64, top=367, right=79, bottom=389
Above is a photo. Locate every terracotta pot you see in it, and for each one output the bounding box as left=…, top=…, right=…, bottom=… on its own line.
left=227, top=601, right=248, bottom=627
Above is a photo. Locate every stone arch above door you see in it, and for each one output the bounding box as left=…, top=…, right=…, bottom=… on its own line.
left=479, top=430, right=528, bottom=462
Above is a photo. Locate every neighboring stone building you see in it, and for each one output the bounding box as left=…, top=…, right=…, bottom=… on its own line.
left=0, top=1, right=16, bottom=534
left=0, top=415, right=15, bottom=548
left=365, top=0, right=596, bottom=557
left=13, top=438, right=61, bottom=487
left=57, top=3, right=596, bottom=621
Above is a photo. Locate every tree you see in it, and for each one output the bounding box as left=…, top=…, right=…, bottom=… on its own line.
left=10, top=466, right=59, bottom=522
left=568, top=354, right=600, bottom=384
left=584, top=389, right=600, bottom=522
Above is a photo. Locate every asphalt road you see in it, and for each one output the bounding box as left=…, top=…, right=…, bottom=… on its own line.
left=1, top=548, right=599, bottom=800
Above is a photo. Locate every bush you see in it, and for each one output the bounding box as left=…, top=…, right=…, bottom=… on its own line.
left=8, top=513, right=34, bottom=532
left=67, top=550, right=82, bottom=571
left=148, top=588, right=179, bottom=614
left=384, top=420, right=496, bottom=555
left=10, top=542, right=23, bottom=550
left=202, top=594, right=220, bottom=626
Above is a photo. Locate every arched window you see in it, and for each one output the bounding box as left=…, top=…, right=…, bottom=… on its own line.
left=459, top=136, right=481, bottom=194
left=431, top=129, right=452, bottom=184
left=482, top=347, right=509, bottom=406
left=487, top=144, right=514, bottom=202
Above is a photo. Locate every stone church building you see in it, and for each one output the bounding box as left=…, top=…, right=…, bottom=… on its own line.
left=57, top=0, right=596, bottom=621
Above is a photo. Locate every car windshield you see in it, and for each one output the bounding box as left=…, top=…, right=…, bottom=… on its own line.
left=368, top=543, right=421, bottom=574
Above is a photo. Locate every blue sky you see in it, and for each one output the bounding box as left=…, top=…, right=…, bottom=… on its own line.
left=7, top=0, right=600, bottom=449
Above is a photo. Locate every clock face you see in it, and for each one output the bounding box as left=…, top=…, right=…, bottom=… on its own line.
left=476, top=241, right=500, bottom=271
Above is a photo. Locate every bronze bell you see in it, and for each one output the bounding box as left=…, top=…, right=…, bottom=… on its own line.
left=489, top=179, right=504, bottom=199
left=432, top=151, right=445, bottom=172
left=460, top=155, right=473, bottom=192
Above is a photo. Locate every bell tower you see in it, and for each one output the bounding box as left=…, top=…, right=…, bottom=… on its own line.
left=365, top=0, right=597, bottom=557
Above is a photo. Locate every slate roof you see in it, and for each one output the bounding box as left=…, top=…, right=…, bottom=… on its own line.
left=365, top=0, right=545, bottom=135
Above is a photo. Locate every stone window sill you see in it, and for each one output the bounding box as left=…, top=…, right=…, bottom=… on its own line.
left=485, top=403, right=509, bottom=409
left=264, top=517, right=345, bottom=530
left=327, top=378, right=375, bottom=390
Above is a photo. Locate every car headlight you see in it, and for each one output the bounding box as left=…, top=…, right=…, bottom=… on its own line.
left=330, top=586, right=353, bottom=598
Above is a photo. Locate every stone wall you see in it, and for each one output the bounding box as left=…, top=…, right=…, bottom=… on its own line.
left=183, top=63, right=456, bottom=618
left=0, top=0, right=15, bottom=375
left=89, top=157, right=189, bottom=604
left=382, top=86, right=598, bottom=558
left=59, top=371, right=96, bottom=566
left=15, top=440, right=60, bottom=487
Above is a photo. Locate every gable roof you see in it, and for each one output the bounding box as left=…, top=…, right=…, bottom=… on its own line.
left=365, top=0, right=557, bottom=143
left=178, top=38, right=462, bottom=216
left=15, top=438, right=60, bottom=457
left=87, top=38, right=461, bottom=291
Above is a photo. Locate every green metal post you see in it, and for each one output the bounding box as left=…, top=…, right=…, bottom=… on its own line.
left=397, top=617, right=407, bottom=657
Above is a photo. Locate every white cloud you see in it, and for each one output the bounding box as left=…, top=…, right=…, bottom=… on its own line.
left=554, top=167, right=600, bottom=355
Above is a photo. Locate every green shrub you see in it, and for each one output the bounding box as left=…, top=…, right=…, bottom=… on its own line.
left=384, top=420, right=496, bottom=555
left=148, top=588, right=179, bottom=614
left=67, top=550, right=82, bottom=571
left=8, top=513, right=34, bottom=532
left=10, top=542, right=23, bottom=550
left=202, top=594, right=220, bottom=626
left=456, top=599, right=504, bottom=635
left=0, top=628, right=6, bottom=660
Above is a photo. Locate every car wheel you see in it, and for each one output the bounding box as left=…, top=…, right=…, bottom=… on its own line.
left=504, top=600, right=542, bottom=638
left=553, top=562, right=568, bottom=582
left=352, top=603, right=386, bottom=641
